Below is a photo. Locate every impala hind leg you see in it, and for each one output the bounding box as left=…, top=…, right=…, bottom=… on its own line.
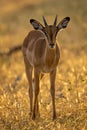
left=40, top=73, right=44, bottom=80
left=50, top=69, right=57, bottom=120
left=24, top=57, right=33, bottom=116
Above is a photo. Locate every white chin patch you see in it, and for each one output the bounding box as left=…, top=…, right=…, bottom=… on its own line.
left=49, top=44, right=55, bottom=49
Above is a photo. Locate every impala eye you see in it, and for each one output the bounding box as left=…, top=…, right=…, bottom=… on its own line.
left=43, top=31, right=48, bottom=37
left=44, top=31, right=47, bottom=35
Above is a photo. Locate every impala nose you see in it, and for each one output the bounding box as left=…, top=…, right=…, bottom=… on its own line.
left=49, top=43, right=55, bottom=48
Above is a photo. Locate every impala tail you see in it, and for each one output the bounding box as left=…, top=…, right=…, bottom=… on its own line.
left=0, top=44, right=22, bottom=56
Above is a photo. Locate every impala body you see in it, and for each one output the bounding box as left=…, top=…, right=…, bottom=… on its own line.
left=22, top=16, right=70, bottom=120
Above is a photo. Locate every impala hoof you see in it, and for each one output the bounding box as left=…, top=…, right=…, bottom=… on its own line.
left=32, top=113, right=36, bottom=120
left=53, top=115, right=57, bottom=120
left=29, top=112, right=32, bottom=116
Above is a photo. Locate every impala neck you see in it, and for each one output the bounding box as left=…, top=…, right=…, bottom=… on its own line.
left=45, top=42, right=56, bottom=66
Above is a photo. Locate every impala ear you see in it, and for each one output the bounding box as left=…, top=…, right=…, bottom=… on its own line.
left=30, top=19, right=44, bottom=30
left=57, top=17, right=70, bottom=31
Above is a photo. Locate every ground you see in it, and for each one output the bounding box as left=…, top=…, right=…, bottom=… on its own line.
left=0, top=0, right=87, bottom=130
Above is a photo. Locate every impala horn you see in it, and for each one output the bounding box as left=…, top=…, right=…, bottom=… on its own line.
left=53, top=15, right=58, bottom=26
left=43, top=16, right=48, bottom=26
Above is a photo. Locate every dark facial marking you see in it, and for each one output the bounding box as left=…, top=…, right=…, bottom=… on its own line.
left=43, top=25, right=57, bottom=41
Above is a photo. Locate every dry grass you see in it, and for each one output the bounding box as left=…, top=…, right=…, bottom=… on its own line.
left=0, top=0, right=87, bottom=130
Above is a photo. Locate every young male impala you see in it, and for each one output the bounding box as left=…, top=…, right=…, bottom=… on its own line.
left=22, top=16, right=70, bottom=120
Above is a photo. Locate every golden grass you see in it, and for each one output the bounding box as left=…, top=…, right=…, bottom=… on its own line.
left=0, top=0, right=44, bottom=16
left=0, top=49, right=87, bottom=130
left=0, top=0, right=87, bottom=129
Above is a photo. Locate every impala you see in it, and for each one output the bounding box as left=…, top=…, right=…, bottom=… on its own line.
left=22, top=16, right=70, bottom=120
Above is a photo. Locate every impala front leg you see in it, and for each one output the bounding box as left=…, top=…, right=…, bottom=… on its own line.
left=32, top=69, right=40, bottom=119
left=50, top=69, right=57, bottom=120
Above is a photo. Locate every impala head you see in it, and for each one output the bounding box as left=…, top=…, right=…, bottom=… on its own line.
left=30, top=16, right=70, bottom=48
